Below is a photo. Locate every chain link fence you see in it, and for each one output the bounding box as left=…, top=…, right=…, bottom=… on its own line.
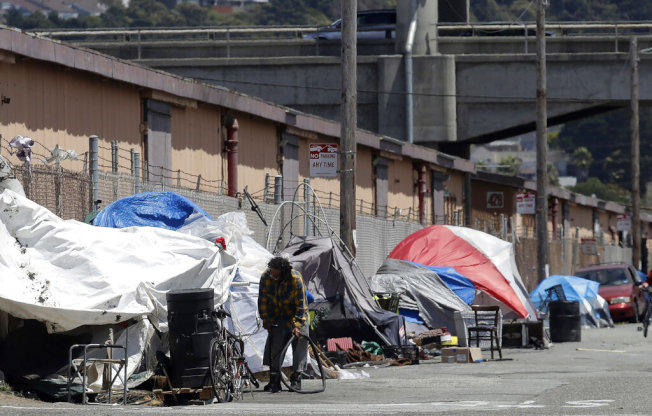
left=2, top=138, right=637, bottom=291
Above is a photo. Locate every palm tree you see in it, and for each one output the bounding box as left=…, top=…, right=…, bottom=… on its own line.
left=572, top=147, right=593, bottom=182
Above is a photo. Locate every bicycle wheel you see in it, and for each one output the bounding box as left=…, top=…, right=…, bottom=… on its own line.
left=209, top=337, right=232, bottom=403
left=644, top=302, right=651, bottom=338
left=228, top=338, right=245, bottom=400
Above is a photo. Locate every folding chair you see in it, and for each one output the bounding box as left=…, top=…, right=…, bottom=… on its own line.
left=467, top=305, right=502, bottom=360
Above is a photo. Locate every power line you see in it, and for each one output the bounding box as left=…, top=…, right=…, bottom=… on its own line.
left=193, top=76, right=626, bottom=104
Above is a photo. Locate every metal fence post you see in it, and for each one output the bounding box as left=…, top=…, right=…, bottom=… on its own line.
left=264, top=173, right=270, bottom=203
left=177, top=170, right=181, bottom=188
left=133, top=151, right=141, bottom=193
left=111, top=140, right=118, bottom=173
left=274, top=174, right=282, bottom=204
left=304, top=178, right=310, bottom=236
left=130, top=148, right=135, bottom=174
left=89, top=135, right=99, bottom=212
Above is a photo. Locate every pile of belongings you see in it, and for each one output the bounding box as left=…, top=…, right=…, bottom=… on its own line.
left=324, top=338, right=417, bottom=367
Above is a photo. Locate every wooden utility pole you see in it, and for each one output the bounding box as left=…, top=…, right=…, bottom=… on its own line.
left=536, top=0, right=549, bottom=282
left=631, top=37, right=641, bottom=269
left=340, top=1, right=357, bottom=255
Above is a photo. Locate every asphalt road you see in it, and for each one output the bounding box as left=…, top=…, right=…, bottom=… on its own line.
left=2, top=322, right=651, bottom=415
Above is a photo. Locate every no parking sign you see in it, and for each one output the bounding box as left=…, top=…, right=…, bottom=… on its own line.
left=309, top=143, right=338, bottom=178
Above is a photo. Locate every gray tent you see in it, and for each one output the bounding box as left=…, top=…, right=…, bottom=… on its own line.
left=281, top=236, right=403, bottom=346
left=371, top=259, right=472, bottom=331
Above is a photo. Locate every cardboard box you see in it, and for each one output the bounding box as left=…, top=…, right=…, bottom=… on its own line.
left=441, top=347, right=483, bottom=363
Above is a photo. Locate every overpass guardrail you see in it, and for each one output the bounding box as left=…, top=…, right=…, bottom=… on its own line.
left=30, top=21, right=652, bottom=57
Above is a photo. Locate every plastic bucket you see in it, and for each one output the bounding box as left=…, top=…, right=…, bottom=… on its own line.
left=549, top=300, right=581, bottom=342
left=167, top=288, right=215, bottom=388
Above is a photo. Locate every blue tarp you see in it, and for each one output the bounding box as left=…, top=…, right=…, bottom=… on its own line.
left=93, top=191, right=213, bottom=230
left=399, top=308, right=426, bottom=324
left=638, top=270, right=647, bottom=283
left=408, top=262, right=476, bottom=305
left=529, top=274, right=600, bottom=308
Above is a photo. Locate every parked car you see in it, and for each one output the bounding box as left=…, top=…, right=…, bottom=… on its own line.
left=303, top=9, right=396, bottom=40
left=574, top=263, right=645, bottom=322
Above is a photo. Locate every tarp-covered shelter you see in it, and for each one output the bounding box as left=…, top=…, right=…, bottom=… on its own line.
left=389, top=225, right=538, bottom=320
left=530, top=275, right=614, bottom=328
left=0, top=189, right=238, bottom=396
left=371, top=259, right=472, bottom=331
left=281, top=236, right=403, bottom=346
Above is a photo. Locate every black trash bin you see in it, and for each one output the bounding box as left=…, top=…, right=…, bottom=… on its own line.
left=549, top=300, right=581, bottom=342
left=166, top=288, right=215, bottom=388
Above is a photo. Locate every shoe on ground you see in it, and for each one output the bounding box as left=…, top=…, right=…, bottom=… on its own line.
left=289, top=373, right=301, bottom=391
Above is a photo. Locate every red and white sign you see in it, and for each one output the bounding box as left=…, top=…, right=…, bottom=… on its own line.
left=581, top=238, right=597, bottom=255
left=309, top=143, right=338, bottom=178
left=486, top=192, right=504, bottom=209
left=516, top=192, right=536, bottom=214
left=617, top=214, right=631, bottom=232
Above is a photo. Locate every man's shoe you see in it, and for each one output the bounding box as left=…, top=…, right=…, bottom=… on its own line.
left=268, top=372, right=281, bottom=393
left=289, top=373, right=301, bottom=391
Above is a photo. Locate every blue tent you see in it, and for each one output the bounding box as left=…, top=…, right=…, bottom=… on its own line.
left=530, top=274, right=613, bottom=328
left=93, top=191, right=212, bottom=230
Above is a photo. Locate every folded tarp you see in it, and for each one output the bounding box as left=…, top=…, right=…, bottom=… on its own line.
left=93, top=191, right=212, bottom=229
left=406, top=262, right=476, bottom=305
left=371, top=259, right=472, bottom=331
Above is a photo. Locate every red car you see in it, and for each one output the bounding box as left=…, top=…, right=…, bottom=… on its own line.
left=574, top=263, right=646, bottom=322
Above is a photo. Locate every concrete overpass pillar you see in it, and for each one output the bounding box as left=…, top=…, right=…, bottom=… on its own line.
left=396, top=0, right=438, bottom=55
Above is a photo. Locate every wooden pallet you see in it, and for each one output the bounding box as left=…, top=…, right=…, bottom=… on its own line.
left=152, top=386, right=213, bottom=401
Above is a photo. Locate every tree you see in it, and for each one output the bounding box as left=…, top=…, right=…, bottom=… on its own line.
left=497, top=155, right=521, bottom=176
left=571, top=146, right=593, bottom=183
left=22, top=11, right=55, bottom=29
left=174, top=3, right=207, bottom=26
left=101, top=5, right=130, bottom=27
left=547, top=130, right=562, bottom=149
left=4, top=8, right=24, bottom=28
left=547, top=163, right=560, bottom=186
left=570, top=178, right=630, bottom=205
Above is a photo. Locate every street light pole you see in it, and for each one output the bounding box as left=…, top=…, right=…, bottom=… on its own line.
left=536, top=0, right=549, bottom=282
left=630, top=37, right=641, bottom=269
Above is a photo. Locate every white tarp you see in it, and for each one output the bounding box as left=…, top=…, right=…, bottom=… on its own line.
left=0, top=189, right=239, bottom=333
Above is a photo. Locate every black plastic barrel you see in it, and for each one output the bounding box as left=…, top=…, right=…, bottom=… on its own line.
left=549, top=300, right=581, bottom=342
left=166, top=288, right=215, bottom=388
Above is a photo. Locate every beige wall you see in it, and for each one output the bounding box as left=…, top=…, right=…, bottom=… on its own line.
left=237, top=115, right=279, bottom=196
left=598, top=210, right=619, bottom=245
left=568, top=204, right=594, bottom=239
left=0, top=60, right=141, bottom=172
left=447, top=170, right=465, bottom=213
left=171, top=103, right=222, bottom=189
left=388, top=158, right=414, bottom=215
left=356, top=148, right=374, bottom=210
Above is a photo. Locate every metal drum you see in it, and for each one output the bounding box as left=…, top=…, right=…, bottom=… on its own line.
left=549, top=300, right=581, bottom=343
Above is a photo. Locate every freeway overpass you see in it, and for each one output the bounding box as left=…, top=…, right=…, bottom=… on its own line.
left=35, top=22, right=652, bottom=156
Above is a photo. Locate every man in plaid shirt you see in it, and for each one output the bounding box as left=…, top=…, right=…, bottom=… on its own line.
left=258, top=256, right=308, bottom=393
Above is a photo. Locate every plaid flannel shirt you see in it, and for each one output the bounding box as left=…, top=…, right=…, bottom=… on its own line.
left=258, top=268, right=307, bottom=329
